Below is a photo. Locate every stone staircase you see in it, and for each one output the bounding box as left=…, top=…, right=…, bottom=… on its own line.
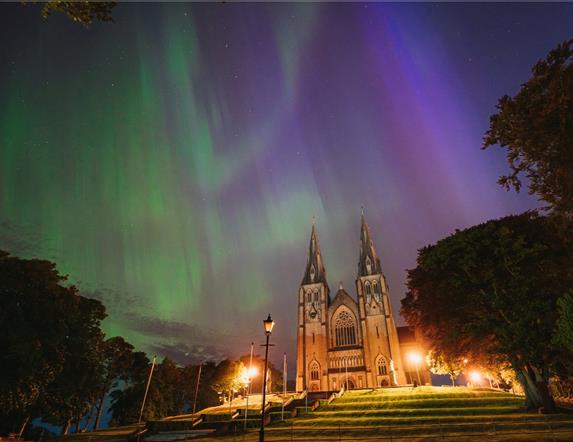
left=264, top=386, right=573, bottom=440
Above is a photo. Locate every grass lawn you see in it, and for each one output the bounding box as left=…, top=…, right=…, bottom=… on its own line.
left=55, top=387, right=573, bottom=441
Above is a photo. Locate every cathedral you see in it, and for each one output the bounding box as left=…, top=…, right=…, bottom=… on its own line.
left=296, top=213, right=429, bottom=392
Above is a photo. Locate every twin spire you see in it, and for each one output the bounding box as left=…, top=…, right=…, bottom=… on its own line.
left=301, top=210, right=383, bottom=286
left=358, top=210, right=383, bottom=277
left=301, top=220, right=327, bottom=285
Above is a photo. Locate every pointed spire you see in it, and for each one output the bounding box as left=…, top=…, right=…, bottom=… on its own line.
left=358, top=209, right=382, bottom=277
left=302, top=220, right=327, bottom=285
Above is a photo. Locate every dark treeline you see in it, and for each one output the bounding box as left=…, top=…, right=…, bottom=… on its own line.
left=0, top=250, right=282, bottom=438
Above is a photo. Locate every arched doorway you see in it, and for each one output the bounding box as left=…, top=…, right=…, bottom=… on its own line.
left=343, top=379, right=355, bottom=390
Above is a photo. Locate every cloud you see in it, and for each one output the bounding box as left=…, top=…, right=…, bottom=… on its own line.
left=147, top=341, right=228, bottom=365
left=0, top=219, right=43, bottom=257
left=121, top=313, right=247, bottom=365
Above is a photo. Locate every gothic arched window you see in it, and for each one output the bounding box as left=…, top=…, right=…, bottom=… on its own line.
left=313, top=290, right=319, bottom=302
left=310, top=361, right=320, bottom=381
left=364, top=282, right=372, bottom=304
left=334, top=310, right=357, bottom=347
left=306, top=291, right=311, bottom=303
left=372, top=281, right=380, bottom=302
left=377, top=355, right=388, bottom=376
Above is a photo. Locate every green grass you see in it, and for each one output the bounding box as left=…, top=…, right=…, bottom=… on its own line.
left=256, top=387, right=573, bottom=440
left=55, top=387, right=573, bottom=441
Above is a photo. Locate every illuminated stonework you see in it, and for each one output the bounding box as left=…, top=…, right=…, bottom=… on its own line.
left=296, top=214, right=429, bottom=391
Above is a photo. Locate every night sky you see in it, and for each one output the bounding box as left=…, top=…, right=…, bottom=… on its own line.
left=1, top=3, right=572, bottom=371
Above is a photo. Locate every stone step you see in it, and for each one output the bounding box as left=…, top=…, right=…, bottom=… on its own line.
left=325, top=397, right=524, bottom=409
left=312, top=406, right=526, bottom=417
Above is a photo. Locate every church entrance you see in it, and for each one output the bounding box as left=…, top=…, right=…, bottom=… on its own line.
left=343, top=379, right=355, bottom=390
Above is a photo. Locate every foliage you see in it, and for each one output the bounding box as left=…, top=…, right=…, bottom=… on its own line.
left=0, top=250, right=245, bottom=432
left=33, top=295, right=106, bottom=432
left=107, top=353, right=151, bottom=426
left=401, top=212, right=573, bottom=411
left=554, top=291, right=573, bottom=354
left=0, top=250, right=106, bottom=433
left=191, top=361, right=221, bottom=412
left=238, top=354, right=284, bottom=394
left=426, top=351, right=465, bottom=386
left=108, top=357, right=259, bottom=426
left=93, top=337, right=139, bottom=430
left=211, top=360, right=246, bottom=402
left=36, top=1, right=117, bottom=27
left=484, top=39, right=573, bottom=217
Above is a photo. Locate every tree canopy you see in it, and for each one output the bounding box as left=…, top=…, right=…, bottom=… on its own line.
left=401, top=212, right=573, bottom=411
left=426, top=350, right=465, bottom=386
left=484, top=38, right=573, bottom=218
left=0, top=250, right=283, bottom=434
left=0, top=250, right=106, bottom=433
left=28, top=1, right=117, bottom=27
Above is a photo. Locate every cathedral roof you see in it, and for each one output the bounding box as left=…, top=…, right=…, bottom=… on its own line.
left=331, top=282, right=358, bottom=309
left=357, top=211, right=383, bottom=277
left=301, top=221, right=327, bottom=285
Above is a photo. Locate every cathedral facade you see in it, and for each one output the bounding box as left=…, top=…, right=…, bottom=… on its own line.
left=296, top=214, right=426, bottom=392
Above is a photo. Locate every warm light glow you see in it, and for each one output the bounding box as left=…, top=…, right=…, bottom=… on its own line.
left=408, top=352, right=422, bottom=365
left=263, top=314, right=275, bottom=334
left=238, top=366, right=259, bottom=386
left=463, top=358, right=468, bottom=364
left=470, top=371, right=482, bottom=383
left=239, top=366, right=258, bottom=385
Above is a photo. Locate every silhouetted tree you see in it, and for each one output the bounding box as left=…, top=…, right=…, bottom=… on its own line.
left=402, top=212, right=572, bottom=412
left=0, top=250, right=106, bottom=434
left=22, top=1, right=117, bottom=27
left=108, top=352, right=151, bottom=426
left=92, top=337, right=138, bottom=430
left=484, top=39, right=573, bottom=219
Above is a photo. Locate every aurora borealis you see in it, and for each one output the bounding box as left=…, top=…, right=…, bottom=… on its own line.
left=1, top=3, right=572, bottom=369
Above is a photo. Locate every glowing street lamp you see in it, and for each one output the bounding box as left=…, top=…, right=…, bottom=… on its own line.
left=259, top=314, right=275, bottom=442
left=248, top=366, right=259, bottom=378
left=408, top=352, right=422, bottom=386
left=470, top=371, right=482, bottom=386
left=264, top=315, right=275, bottom=334
left=239, top=366, right=258, bottom=386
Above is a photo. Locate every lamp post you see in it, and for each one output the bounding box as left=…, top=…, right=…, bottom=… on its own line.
left=138, top=355, right=156, bottom=426
left=192, top=363, right=202, bottom=415
left=259, top=314, right=275, bottom=442
left=137, top=355, right=156, bottom=442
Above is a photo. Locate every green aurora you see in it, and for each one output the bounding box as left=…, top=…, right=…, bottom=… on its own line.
left=1, top=3, right=570, bottom=365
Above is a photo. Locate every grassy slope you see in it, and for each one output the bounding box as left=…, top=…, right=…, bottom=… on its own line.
left=56, top=387, right=573, bottom=441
